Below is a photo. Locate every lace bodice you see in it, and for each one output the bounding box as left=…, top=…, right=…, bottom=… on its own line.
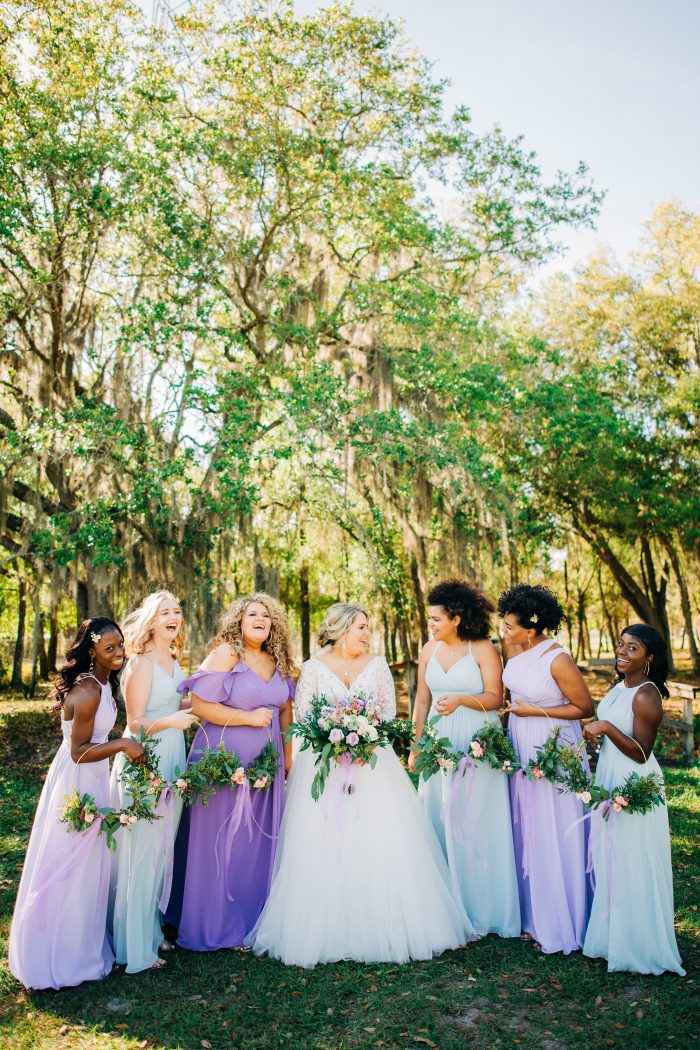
left=294, top=656, right=396, bottom=721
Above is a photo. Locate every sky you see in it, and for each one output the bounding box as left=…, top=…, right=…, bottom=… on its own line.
left=143, top=0, right=700, bottom=274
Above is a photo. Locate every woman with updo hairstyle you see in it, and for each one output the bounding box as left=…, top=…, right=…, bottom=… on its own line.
left=9, top=618, right=146, bottom=990
left=164, top=594, right=295, bottom=952
left=411, top=578, right=520, bottom=939
left=250, top=602, right=474, bottom=966
left=499, top=583, right=594, bottom=955
left=583, top=624, right=684, bottom=974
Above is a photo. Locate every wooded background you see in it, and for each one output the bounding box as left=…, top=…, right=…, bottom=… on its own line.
left=1, top=0, right=698, bottom=688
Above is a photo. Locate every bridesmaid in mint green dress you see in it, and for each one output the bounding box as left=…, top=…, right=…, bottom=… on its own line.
left=583, top=624, right=684, bottom=975
left=110, top=592, right=198, bottom=973
left=412, top=579, right=520, bottom=939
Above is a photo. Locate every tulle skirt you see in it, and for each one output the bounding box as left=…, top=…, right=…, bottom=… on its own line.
left=249, top=745, right=474, bottom=967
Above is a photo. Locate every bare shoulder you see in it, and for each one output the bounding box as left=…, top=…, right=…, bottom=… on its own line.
left=200, top=643, right=238, bottom=673
left=471, top=637, right=499, bottom=658
left=419, top=639, right=440, bottom=664
left=633, top=682, right=664, bottom=715
left=68, top=676, right=101, bottom=713
left=123, top=654, right=154, bottom=680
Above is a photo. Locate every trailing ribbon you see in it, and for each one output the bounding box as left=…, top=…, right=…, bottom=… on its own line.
left=511, top=770, right=534, bottom=879
left=339, top=752, right=357, bottom=795
left=156, top=786, right=176, bottom=914
left=18, top=817, right=104, bottom=919
left=439, top=755, right=486, bottom=869
left=214, top=779, right=254, bottom=903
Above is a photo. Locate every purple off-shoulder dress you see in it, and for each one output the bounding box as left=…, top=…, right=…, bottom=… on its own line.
left=169, top=664, right=294, bottom=952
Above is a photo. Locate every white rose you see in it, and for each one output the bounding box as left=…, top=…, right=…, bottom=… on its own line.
left=84, top=811, right=96, bottom=825
left=128, top=814, right=138, bottom=825
left=366, top=726, right=379, bottom=741
left=175, top=778, right=187, bottom=789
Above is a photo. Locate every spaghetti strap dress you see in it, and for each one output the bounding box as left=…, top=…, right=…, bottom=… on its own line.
left=583, top=681, right=684, bottom=974
left=419, top=641, right=520, bottom=937
left=503, top=640, right=590, bottom=954
left=9, top=676, right=116, bottom=989
left=109, top=657, right=186, bottom=972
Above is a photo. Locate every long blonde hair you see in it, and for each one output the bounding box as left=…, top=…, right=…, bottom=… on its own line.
left=212, top=593, right=296, bottom=678
left=122, top=591, right=185, bottom=660
left=317, top=602, right=367, bottom=651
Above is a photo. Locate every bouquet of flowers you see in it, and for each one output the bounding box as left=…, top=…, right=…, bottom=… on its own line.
left=288, top=693, right=388, bottom=800
left=466, top=722, right=521, bottom=775
left=523, top=728, right=589, bottom=793
left=245, top=740, right=280, bottom=791
left=585, top=770, right=666, bottom=817
left=119, top=727, right=168, bottom=807
left=59, top=789, right=157, bottom=850
left=411, top=717, right=463, bottom=780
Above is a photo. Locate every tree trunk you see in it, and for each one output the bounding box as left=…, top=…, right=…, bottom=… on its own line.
left=299, top=561, right=310, bottom=661
left=410, top=555, right=428, bottom=646
left=47, top=610, right=59, bottom=672
left=663, top=536, right=700, bottom=675
left=29, top=582, right=43, bottom=697
left=11, top=578, right=27, bottom=691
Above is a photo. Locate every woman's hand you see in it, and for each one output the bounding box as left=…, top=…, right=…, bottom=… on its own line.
left=504, top=701, right=542, bottom=718
left=583, top=719, right=609, bottom=743
left=407, top=749, right=418, bottom=773
left=122, top=739, right=147, bottom=765
left=248, top=707, right=274, bottom=728
left=168, top=710, right=200, bottom=732
left=435, top=694, right=463, bottom=716
left=284, top=752, right=293, bottom=776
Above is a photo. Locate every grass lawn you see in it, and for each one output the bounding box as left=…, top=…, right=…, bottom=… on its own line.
left=0, top=693, right=697, bottom=1050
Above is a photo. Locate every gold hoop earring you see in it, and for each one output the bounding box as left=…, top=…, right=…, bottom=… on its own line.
left=644, top=659, right=651, bottom=675
left=527, top=636, right=533, bottom=649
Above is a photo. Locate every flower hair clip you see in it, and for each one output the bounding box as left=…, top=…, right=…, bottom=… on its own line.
left=90, top=630, right=102, bottom=644
left=529, top=613, right=539, bottom=625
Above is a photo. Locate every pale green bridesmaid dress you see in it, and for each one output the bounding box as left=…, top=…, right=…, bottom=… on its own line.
left=110, top=656, right=186, bottom=972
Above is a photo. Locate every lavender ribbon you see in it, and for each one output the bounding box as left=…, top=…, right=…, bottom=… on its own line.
left=439, top=755, right=486, bottom=869
left=511, top=770, right=534, bottom=879
left=18, top=817, right=105, bottom=919
left=215, top=779, right=254, bottom=903
left=156, top=787, right=176, bottom=914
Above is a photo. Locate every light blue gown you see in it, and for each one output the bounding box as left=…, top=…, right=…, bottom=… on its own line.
left=419, top=642, right=521, bottom=938
left=583, top=681, right=685, bottom=975
left=109, top=657, right=186, bottom=972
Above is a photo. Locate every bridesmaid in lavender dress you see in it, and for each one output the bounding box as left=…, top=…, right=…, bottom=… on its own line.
left=9, top=618, right=146, bottom=990
left=499, top=585, right=594, bottom=954
left=169, top=594, right=294, bottom=952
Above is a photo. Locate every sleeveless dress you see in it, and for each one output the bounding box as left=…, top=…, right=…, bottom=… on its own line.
left=109, top=657, right=186, bottom=972
left=503, top=639, right=590, bottom=954
left=166, top=664, right=294, bottom=951
left=249, top=656, right=474, bottom=967
left=9, top=677, right=116, bottom=989
left=419, top=642, right=520, bottom=938
left=583, top=681, right=685, bottom=975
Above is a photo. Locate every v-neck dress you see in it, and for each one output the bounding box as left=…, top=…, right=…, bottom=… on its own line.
left=583, top=681, right=684, bottom=974
left=109, top=656, right=186, bottom=972
left=419, top=642, right=520, bottom=938
left=167, top=663, right=295, bottom=951
left=249, top=656, right=474, bottom=967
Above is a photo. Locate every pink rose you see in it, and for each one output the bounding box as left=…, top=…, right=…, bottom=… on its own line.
left=346, top=732, right=359, bottom=746
left=613, top=802, right=622, bottom=812
left=231, top=767, right=246, bottom=785
left=329, top=728, right=344, bottom=743
left=84, top=811, right=96, bottom=825
left=119, top=813, right=130, bottom=825
left=254, top=776, right=268, bottom=789
left=576, top=790, right=592, bottom=804
left=470, top=742, right=484, bottom=759
left=614, top=795, right=628, bottom=807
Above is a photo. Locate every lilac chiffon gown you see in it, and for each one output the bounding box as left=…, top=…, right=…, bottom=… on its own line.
left=168, top=664, right=294, bottom=951
left=503, top=639, right=590, bottom=954
left=9, top=677, right=116, bottom=989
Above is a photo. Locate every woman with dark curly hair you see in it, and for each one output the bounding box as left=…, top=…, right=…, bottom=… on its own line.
left=499, top=584, right=594, bottom=954
left=583, top=625, right=684, bottom=974
left=9, top=618, right=146, bottom=990
left=165, top=594, right=295, bottom=952
left=411, top=578, right=520, bottom=938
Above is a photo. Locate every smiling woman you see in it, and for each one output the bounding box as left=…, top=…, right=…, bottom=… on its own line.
left=164, top=594, right=296, bottom=952
left=108, top=592, right=199, bottom=974
left=8, top=617, right=146, bottom=990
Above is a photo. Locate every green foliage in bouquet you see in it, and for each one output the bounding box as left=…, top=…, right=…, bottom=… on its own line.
left=587, top=771, right=666, bottom=817
left=466, top=722, right=521, bottom=775
left=524, top=728, right=589, bottom=793
left=245, top=741, right=280, bottom=791
left=411, top=717, right=462, bottom=781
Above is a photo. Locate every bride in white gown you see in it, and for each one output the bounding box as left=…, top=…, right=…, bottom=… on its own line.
left=250, top=603, right=474, bottom=967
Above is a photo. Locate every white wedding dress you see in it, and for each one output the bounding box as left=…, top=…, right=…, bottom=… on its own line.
left=249, top=656, right=474, bottom=967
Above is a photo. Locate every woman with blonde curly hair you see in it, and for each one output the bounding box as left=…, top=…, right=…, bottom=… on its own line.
left=165, top=594, right=295, bottom=952
left=109, top=591, right=197, bottom=972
